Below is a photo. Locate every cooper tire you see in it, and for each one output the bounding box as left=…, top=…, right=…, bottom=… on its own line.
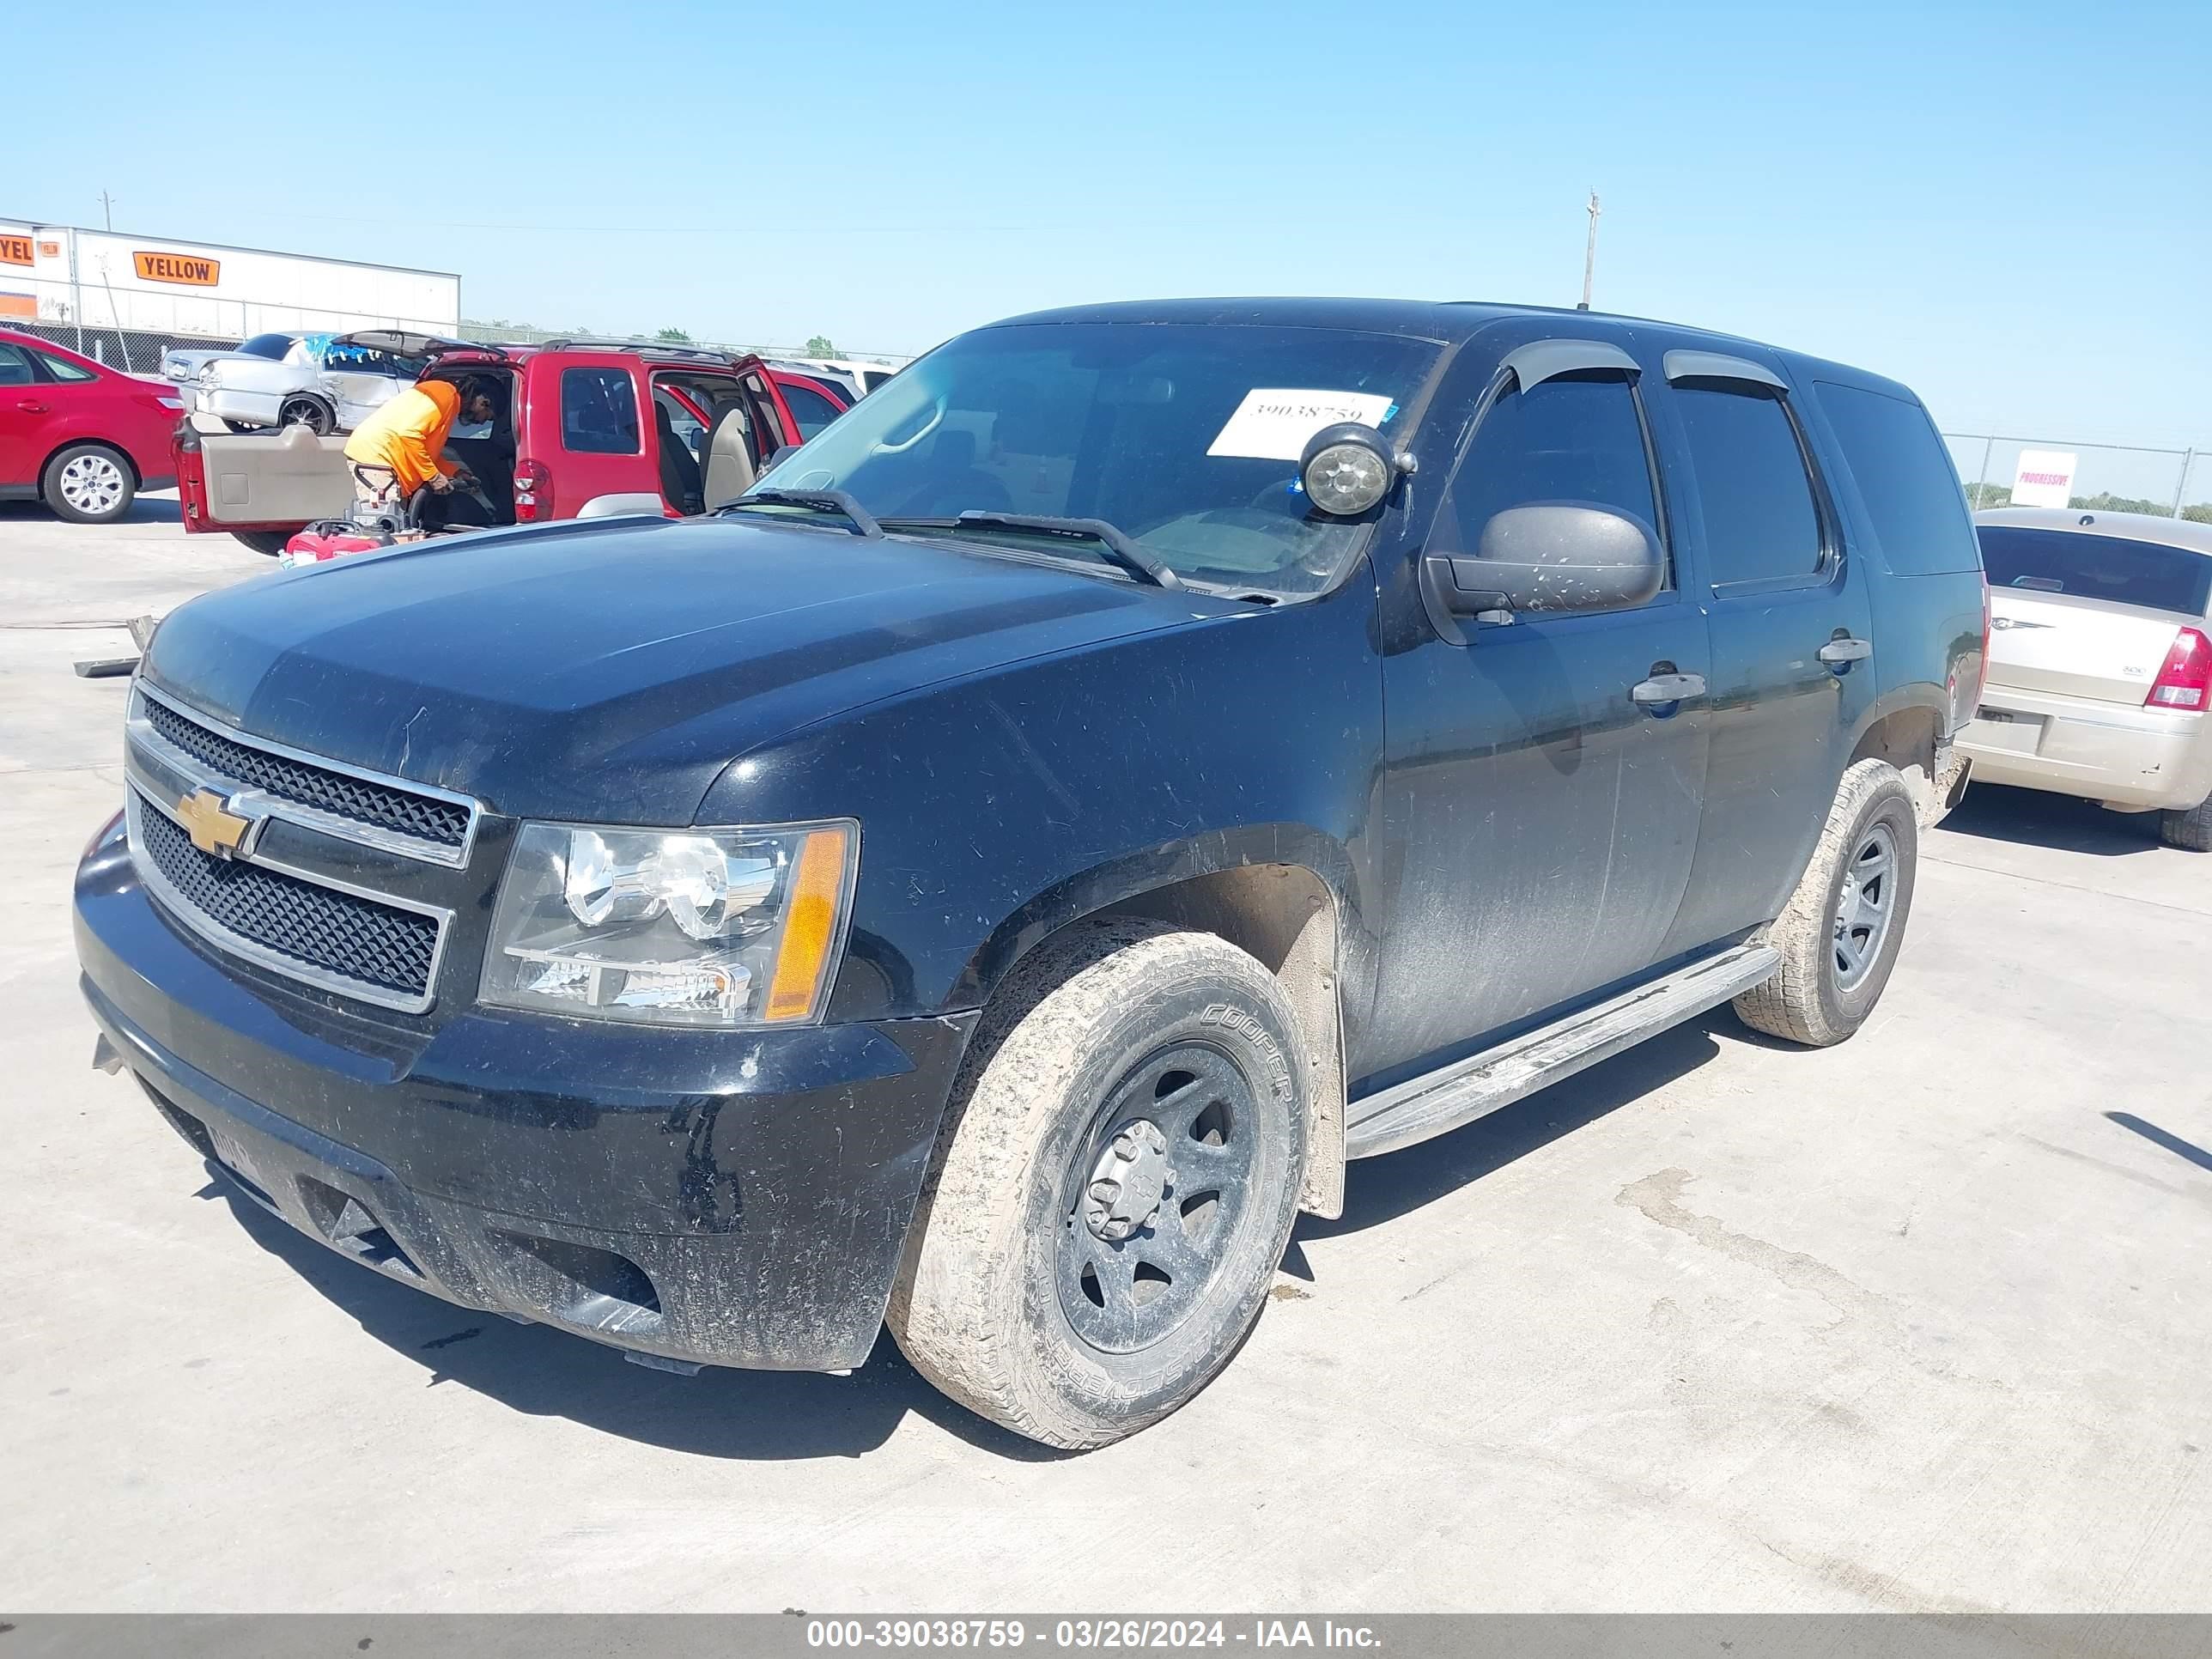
left=2160, top=798, right=2212, bottom=852
left=41, top=443, right=136, bottom=524
left=232, top=531, right=293, bottom=556
left=888, top=918, right=1306, bottom=1450
left=1734, top=759, right=1918, bottom=1048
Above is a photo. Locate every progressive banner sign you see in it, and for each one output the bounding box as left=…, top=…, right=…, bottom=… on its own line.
left=2010, top=448, right=2078, bottom=509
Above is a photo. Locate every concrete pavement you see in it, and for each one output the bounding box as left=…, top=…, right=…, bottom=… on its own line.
left=3, top=502, right=2206, bottom=1612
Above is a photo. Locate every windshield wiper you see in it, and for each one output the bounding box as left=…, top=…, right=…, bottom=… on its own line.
left=720, top=489, right=883, bottom=538
left=885, top=511, right=1181, bottom=589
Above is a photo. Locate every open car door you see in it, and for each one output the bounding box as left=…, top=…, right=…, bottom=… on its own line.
left=176, top=414, right=350, bottom=534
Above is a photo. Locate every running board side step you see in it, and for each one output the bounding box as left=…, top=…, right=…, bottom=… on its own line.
left=1344, top=943, right=1779, bottom=1159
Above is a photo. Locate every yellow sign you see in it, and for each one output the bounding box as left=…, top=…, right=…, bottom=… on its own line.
left=134, top=251, right=221, bottom=287
left=176, top=788, right=255, bottom=858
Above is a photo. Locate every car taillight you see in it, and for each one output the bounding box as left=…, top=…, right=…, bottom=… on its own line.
left=514, top=459, right=551, bottom=522
left=2146, top=627, right=2211, bottom=710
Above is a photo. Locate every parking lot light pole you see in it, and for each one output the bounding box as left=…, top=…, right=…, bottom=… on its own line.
left=1578, top=191, right=1601, bottom=311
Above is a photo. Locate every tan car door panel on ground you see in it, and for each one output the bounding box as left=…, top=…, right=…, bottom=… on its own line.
left=200, top=424, right=351, bottom=525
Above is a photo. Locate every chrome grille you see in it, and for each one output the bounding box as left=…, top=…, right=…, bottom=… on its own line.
left=131, top=684, right=478, bottom=866
left=133, top=787, right=440, bottom=1008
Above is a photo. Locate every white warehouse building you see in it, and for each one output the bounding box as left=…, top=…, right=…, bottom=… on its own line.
left=0, top=218, right=459, bottom=344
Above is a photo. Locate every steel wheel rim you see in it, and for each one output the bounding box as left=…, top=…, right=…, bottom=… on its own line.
left=1054, top=1040, right=1259, bottom=1355
left=1832, top=820, right=1898, bottom=992
left=59, top=454, right=125, bottom=514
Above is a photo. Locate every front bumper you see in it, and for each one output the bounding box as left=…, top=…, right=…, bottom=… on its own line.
left=75, top=818, right=975, bottom=1372
left=1960, top=683, right=2211, bottom=811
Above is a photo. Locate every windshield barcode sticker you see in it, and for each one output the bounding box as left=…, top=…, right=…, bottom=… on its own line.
left=1206, top=389, right=1396, bottom=462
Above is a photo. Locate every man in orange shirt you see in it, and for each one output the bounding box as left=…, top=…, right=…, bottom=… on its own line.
left=343, top=377, right=495, bottom=526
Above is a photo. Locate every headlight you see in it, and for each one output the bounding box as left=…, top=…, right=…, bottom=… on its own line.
left=481, top=820, right=858, bottom=1028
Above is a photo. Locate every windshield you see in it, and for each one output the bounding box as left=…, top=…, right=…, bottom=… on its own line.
left=752, top=322, right=1440, bottom=596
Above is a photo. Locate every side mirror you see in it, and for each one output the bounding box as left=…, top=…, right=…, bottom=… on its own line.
left=1422, top=502, right=1662, bottom=640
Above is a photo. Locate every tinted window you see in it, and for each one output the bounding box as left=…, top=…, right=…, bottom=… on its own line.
left=755, top=322, right=1439, bottom=596
left=1816, top=381, right=1978, bottom=574
left=1674, top=384, right=1824, bottom=586
left=561, top=368, right=641, bottom=454
left=1978, top=526, right=2212, bottom=619
left=0, top=344, right=34, bottom=387
left=1444, top=370, right=1662, bottom=572
left=33, top=349, right=97, bottom=383
left=778, top=380, right=844, bottom=440
left=237, top=333, right=295, bottom=361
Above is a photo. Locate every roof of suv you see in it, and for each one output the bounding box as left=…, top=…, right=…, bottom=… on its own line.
left=986, top=296, right=1912, bottom=399
left=1976, top=505, right=2212, bottom=556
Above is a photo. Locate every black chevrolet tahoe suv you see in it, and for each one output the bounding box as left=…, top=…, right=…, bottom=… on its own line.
left=74, top=298, right=1988, bottom=1449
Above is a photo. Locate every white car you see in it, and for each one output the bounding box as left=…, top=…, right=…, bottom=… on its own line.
left=765, top=356, right=898, bottom=399
left=1960, top=507, right=2212, bottom=848
left=192, top=329, right=464, bottom=434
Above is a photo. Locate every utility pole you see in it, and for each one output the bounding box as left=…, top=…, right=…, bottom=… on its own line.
left=1577, top=191, right=1601, bottom=311
left=99, top=191, right=115, bottom=232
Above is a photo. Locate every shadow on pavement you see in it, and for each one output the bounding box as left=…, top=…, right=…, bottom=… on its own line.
left=1298, top=1013, right=1725, bottom=1240
left=1938, top=782, right=2161, bottom=858
left=2107, top=1112, right=2212, bottom=1176
left=187, top=1000, right=1735, bottom=1462
left=201, top=1176, right=1070, bottom=1464
left=0, top=495, right=180, bottom=526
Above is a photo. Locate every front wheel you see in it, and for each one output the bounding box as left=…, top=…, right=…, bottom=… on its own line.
left=889, top=920, right=1306, bottom=1449
left=42, top=444, right=136, bottom=524
left=1734, top=759, right=1919, bottom=1047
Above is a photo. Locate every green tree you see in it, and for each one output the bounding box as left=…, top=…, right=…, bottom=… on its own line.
left=654, top=326, right=694, bottom=344
left=1966, top=483, right=2013, bottom=508
left=804, top=334, right=837, bottom=358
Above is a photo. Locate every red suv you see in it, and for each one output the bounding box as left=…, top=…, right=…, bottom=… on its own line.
left=0, top=328, right=185, bottom=523
left=173, top=337, right=849, bottom=552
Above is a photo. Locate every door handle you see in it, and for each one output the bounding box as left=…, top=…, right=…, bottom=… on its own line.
left=1631, top=672, right=1705, bottom=705
left=1817, top=635, right=1872, bottom=665
left=15, top=399, right=50, bottom=413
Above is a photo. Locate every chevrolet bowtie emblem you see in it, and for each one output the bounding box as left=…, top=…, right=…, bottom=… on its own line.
left=175, top=787, right=257, bottom=858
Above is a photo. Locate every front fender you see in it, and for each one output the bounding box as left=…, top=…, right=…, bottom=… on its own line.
left=695, top=573, right=1386, bottom=1026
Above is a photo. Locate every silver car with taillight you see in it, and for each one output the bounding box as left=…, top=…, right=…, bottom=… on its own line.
left=1960, top=507, right=2212, bottom=848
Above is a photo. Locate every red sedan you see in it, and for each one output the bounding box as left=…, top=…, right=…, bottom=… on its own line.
left=0, top=328, right=184, bottom=523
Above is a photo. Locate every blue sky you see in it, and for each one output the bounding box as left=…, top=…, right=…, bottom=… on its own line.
left=9, top=0, right=2207, bottom=466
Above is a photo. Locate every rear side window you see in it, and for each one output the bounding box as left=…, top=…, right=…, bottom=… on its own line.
left=1444, top=370, right=1663, bottom=578
left=33, top=349, right=97, bottom=383
left=1978, top=526, right=2212, bottom=619
left=560, top=368, right=641, bottom=454
left=0, top=344, right=34, bottom=386
left=1815, top=381, right=1978, bottom=574
left=1674, top=384, right=1825, bottom=587
left=778, top=379, right=844, bottom=440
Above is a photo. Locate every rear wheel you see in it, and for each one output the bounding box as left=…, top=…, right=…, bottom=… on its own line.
left=231, top=531, right=294, bottom=556
left=2160, top=798, right=2212, bottom=852
left=889, top=919, right=1305, bottom=1449
left=1734, top=759, right=1918, bottom=1048
left=278, top=397, right=335, bottom=435
left=41, top=444, right=135, bottom=524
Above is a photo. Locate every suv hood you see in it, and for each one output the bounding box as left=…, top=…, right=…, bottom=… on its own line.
left=142, top=516, right=1225, bottom=824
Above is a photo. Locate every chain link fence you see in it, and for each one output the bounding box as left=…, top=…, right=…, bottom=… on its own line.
left=1942, top=432, right=2211, bottom=523
left=453, top=320, right=908, bottom=370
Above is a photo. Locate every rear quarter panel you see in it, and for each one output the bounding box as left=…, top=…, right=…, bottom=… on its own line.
left=1790, top=361, right=1987, bottom=749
